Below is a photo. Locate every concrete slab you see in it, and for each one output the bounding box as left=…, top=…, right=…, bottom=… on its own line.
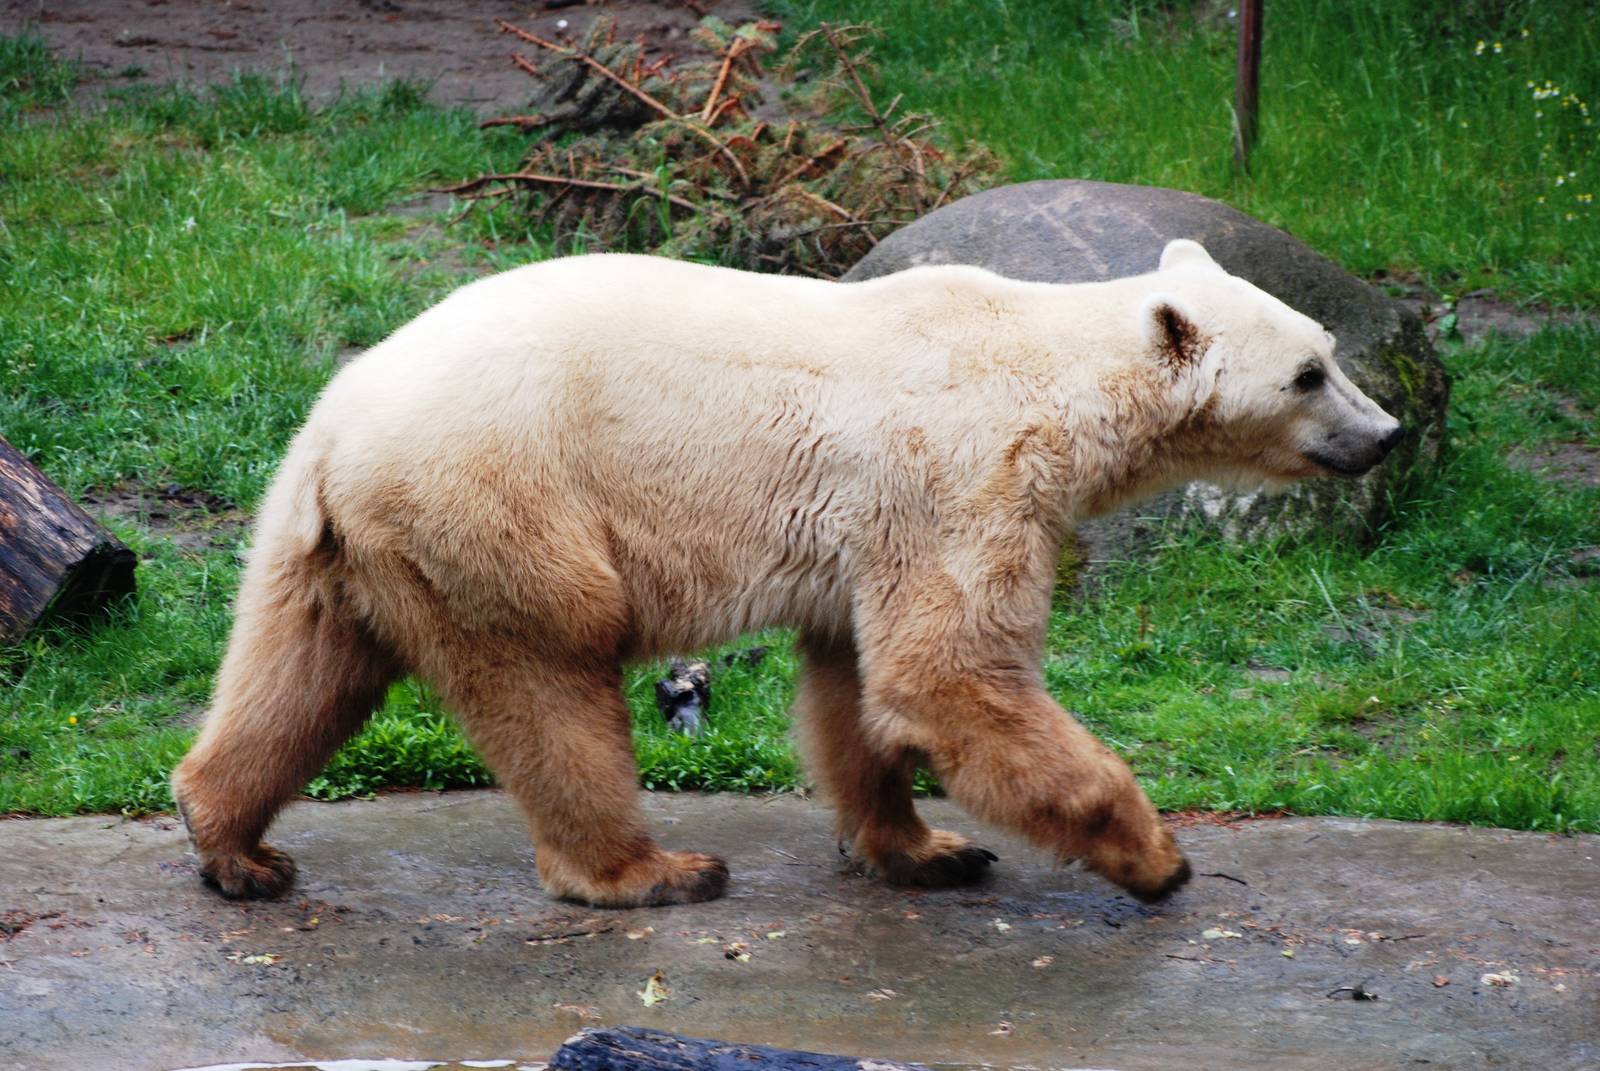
left=1, top=792, right=1595, bottom=1071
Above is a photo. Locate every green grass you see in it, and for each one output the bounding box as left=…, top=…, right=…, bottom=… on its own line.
left=772, top=0, right=1600, bottom=305
left=2, top=22, right=1597, bottom=833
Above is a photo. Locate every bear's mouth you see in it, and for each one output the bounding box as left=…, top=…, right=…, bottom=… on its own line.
left=1302, top=451, right=1375, bottom=478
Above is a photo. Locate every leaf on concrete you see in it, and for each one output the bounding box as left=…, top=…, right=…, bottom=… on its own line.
left=639, top=969, right=671, bottom=1006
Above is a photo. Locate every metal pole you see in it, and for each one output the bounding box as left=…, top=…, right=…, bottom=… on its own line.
left=1234, top=0, right=1264, bottom=172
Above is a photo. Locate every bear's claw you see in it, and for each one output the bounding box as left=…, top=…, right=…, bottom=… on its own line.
left=879, top=843, right=999, bottom=888
left=200, top=844, right=297, bottom=901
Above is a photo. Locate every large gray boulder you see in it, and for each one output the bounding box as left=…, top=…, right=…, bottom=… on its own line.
left=845, top=179, right=1448, bottom=572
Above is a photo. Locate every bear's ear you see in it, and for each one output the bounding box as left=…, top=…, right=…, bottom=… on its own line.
left=1159, top=238, right=1223, bottom=274
left=1139, top=291, right=1203, bottom=371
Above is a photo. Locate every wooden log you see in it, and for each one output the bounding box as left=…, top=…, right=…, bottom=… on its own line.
left=551, top=1027, right=931, bottom=1070
left=0, top=435, right=136, bottom=644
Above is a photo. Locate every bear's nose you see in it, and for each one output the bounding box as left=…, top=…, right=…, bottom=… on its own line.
left=1378, top=423, right=1406, bottom=455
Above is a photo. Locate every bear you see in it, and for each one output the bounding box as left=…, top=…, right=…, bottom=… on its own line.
left=170, top=239, right=1403, bottom=908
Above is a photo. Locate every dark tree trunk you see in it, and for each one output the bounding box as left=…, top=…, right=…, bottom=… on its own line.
left=551, top=1027, right=931, bottom=1070
left=1233, top=0, right=1264, bottom=171
left=0, top=435, right=136, bottom=644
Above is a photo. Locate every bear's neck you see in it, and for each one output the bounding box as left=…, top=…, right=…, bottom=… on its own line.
left=1054, top=363, right=1222, bottom=522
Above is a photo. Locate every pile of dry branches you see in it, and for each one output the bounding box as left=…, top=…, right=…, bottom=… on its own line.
left=442, top=17, right=998, bottom=277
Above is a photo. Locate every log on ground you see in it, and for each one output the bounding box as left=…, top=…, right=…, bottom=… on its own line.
left=551, top=1026, right=932, bottom=1070
left=0, top=435, right=136, bottom=644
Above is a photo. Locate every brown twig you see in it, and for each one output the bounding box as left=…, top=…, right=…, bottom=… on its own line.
left=770, top=136, right=847, bottom=187
left=479, top=114, right=553, bottom=130
left=706, top=95, right=745, bottom=127
left=511, top=53, right=545, bottom=80
left=789, top=187, right=859, bottom=223
left=700, top=36, right=751, bottom=122
left=819, top=23, right=889, bottom=138
left=526, top=924, right=616, bottom=944
left=447, top=186, right=511, bottom=224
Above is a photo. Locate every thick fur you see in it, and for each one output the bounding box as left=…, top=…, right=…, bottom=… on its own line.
left=171, top=241, right=1399, bottom=907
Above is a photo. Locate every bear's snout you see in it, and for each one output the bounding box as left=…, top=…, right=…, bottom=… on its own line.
left=1378, top=422, right=1407, bottom=454
left=1306, top=418, right=1404, bottom=477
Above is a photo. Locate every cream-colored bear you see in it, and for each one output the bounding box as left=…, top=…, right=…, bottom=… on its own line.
left=171, top=240, right=1402, bottom=907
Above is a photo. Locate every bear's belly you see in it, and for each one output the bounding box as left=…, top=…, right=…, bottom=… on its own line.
left=610, top=534, right=854, bottom=658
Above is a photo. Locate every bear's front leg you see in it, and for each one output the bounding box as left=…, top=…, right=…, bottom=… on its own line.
left=793, top=631, right=998, bottom=887
left=865, top=658, right=1190, bottom=903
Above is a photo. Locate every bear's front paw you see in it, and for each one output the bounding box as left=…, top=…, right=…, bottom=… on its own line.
left=1087, top=823, right=1192, bottom=904
left=199, top=843, right=297, bottom=900
left=1121, top=852, right=1192, bottom=904
left=870, top=829, right=998, bottom=889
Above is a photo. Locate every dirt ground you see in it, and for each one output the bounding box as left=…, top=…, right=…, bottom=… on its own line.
left=2, top=0, right=759, bottom=113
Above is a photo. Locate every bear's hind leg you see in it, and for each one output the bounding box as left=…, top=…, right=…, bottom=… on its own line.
left=435, top=654, right=728, bottom=908
left=794, top=632, right=996, bottom=888
left=171, top=563, right=399, bottom=900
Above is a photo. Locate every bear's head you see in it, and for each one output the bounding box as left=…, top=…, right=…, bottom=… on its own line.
left=1139, top=239, right=1403, bottom=488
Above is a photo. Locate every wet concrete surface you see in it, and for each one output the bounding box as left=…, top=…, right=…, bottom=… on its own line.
left=1, top=791, right=1595, bottom=1071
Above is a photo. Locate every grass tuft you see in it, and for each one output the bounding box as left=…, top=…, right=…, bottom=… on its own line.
left=0, top=29, right=76, bottom=114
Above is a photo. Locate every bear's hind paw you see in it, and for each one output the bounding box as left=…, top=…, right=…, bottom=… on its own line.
left=641, top=851, right=730, bottom=906
left=199, top=844, right=297, bottom=900
left=553, top=849, right=731, bottom=908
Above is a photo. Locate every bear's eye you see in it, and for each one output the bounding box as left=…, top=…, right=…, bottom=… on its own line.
left=1293, top=366, right=1326, bottom=392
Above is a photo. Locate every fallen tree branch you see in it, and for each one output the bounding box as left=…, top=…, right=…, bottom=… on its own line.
left=479, top=114, right=552, bottom=130
left=495, top=18, right=751, bottom=189
left=439, top=170, right=702, bottom=214
left=457, top=14, right=999, bottom=277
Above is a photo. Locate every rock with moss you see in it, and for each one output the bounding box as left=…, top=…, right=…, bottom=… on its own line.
left=844, top=179, right=1448, bottom=572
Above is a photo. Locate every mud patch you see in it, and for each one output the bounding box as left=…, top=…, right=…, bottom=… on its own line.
left=81, top=485, right=248, bottom=552
left=1508, top=441, right=1600, bottom=488
left=1390, top=280, right=1598, bottom=348
left=1318, top=604, right=1428, bottom=654
left=3, top=0, right=757, bottom=114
